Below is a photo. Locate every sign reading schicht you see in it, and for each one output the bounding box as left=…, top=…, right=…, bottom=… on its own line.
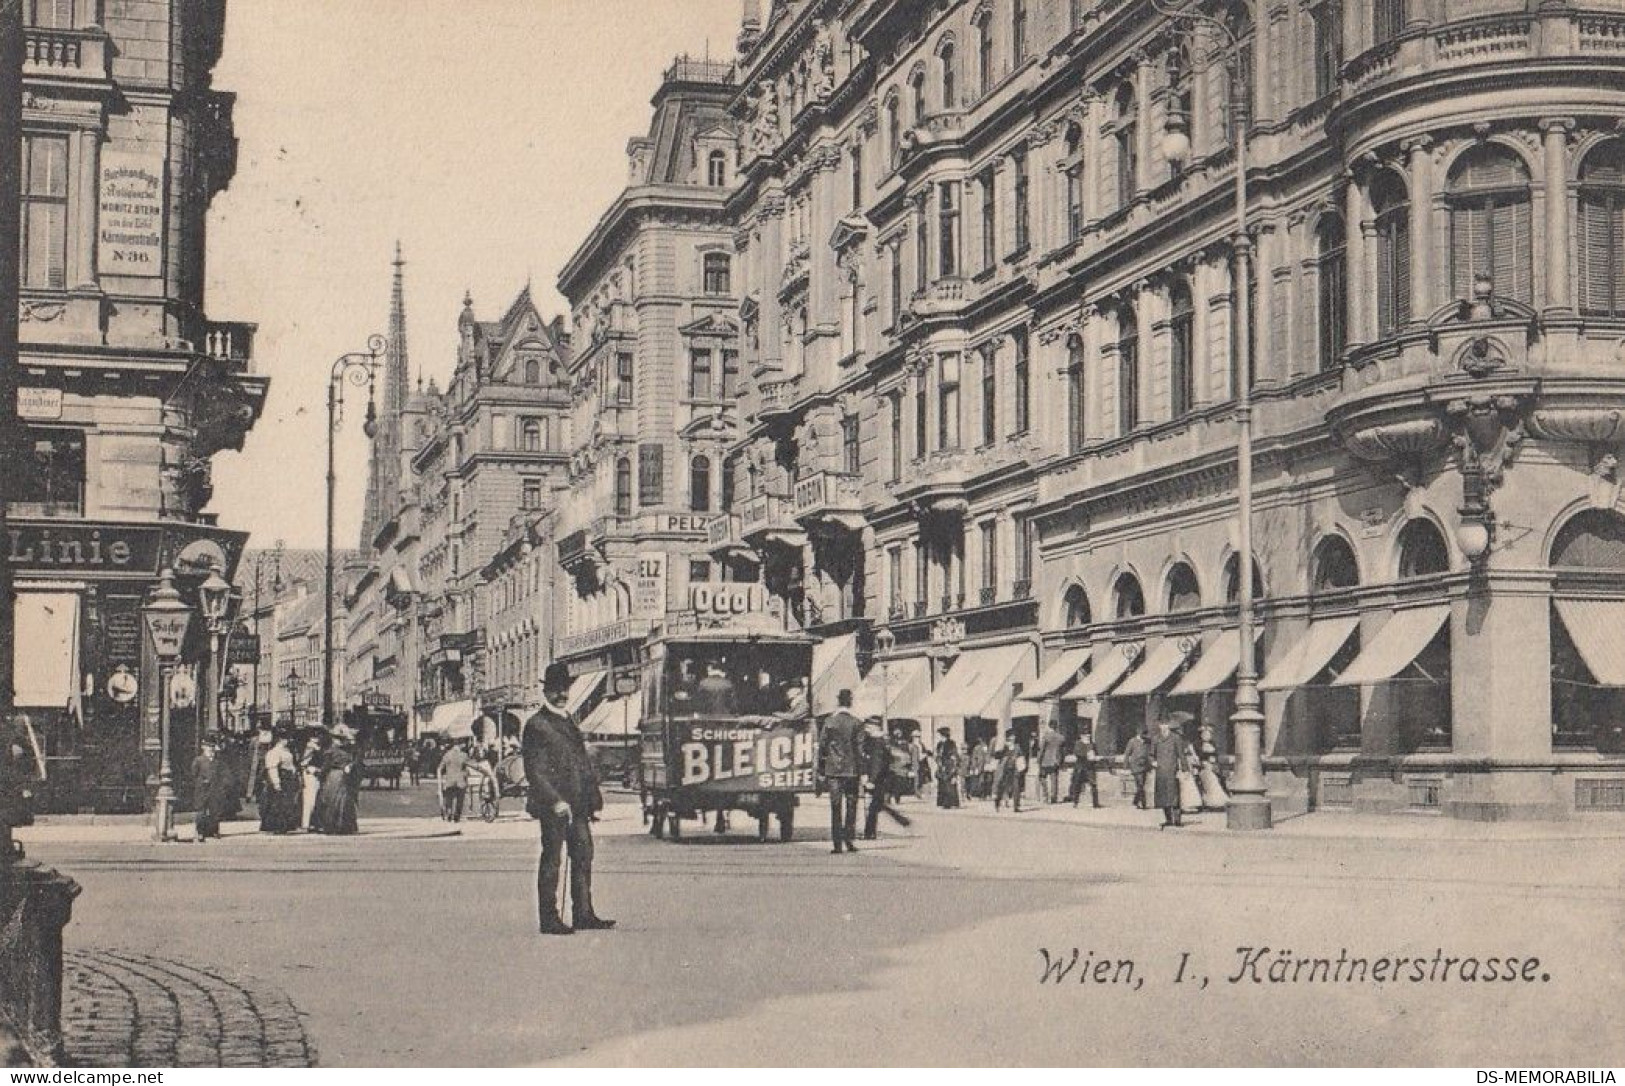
left=678, top=721, right=817, bottom=791
left=98, top=151, right=166, bottom=277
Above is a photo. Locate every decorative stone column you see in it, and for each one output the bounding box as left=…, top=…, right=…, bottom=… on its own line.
left=1541, top=117, right=1574, bottom=315
left=69, top=127, right=100, bottom=292
left=1404, top=137, right=1435, bottom=320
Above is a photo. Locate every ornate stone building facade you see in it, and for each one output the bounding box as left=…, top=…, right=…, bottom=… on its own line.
left=547, top=56, right=748, bottom=728
left=715, top=0, right=1625, bottom=819
left=12, top=0, right=265, bottom=810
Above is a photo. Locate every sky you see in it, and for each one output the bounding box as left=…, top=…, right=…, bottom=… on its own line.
left=206, top=0, right=744, bottom=550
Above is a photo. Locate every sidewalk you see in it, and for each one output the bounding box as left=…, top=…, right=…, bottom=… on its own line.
left=896, top=793, right=1625, bottom=841
left=17, top=815, right=462, bottom=847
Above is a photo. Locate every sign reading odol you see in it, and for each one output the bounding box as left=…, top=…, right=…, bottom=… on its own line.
left=688, top=583, right=765, bottom=616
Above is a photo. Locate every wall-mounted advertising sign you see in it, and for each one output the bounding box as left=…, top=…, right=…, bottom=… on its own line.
left=98, top=151, right=166, bottom=277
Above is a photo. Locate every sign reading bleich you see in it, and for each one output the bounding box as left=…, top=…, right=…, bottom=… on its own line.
left=678, top=721, right=817, bottom=791
left=98, top=151, right=166, bottom=277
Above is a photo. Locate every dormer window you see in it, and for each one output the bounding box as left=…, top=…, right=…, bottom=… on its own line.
left=707, top=149, right=728, bottom=187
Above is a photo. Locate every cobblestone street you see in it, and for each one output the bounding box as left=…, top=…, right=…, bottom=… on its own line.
left=62, top=948, right=314, bottom=1068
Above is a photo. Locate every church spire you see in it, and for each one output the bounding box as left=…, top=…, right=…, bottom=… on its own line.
left=360, top=245, right=410, bottom=551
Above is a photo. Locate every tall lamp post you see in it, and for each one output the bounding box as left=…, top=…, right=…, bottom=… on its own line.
left=1155, top=0, right=1270, bottom=830
left=142, top=569, right=194, bottom=842
left=324, top=336, right=387, bottom=731
left=198, top=570, right=238, bottom=738
left=874, top=627, right=895, bottom=740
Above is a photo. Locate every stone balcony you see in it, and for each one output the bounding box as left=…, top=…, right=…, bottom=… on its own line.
left=737, top=493, right=807, bottom=550
left=23, top=26, right=111, bottom=83
left=892, top=449, right=973, bottom=518
left=201, top=321, right=255, bottom=369
left=908, top=277, right=968, bottom=320
left=756, top=374, right=803, bottom=424
left=791, top=471, right=866, bottom=533
left=1341, top=11, right=1625, bottom=104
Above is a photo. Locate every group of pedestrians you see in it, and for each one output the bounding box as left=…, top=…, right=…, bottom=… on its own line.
left=1122, top=711, right=1229, bottom=828
left=254, top=725, right=361, bottom=836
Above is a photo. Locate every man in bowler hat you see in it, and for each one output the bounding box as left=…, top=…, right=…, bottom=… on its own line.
left=524, top=689, right=615, bottom=935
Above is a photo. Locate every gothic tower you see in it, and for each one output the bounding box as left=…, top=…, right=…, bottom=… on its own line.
left=360, top=244, right=410, bottom=549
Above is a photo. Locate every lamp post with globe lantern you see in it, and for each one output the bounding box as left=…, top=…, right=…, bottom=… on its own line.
left=324, top=336, right=387, bottom=732
left=1153, top=0, right=1271, bottom=830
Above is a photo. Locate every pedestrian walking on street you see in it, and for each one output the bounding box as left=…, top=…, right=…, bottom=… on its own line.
left=1152, top=714, right=1192, bottom=828
left=313, top=727, right=360, bottom=835
left=1196, top=724, right=1230, bottom=811
left=1037, top=721, right=1066, bottom=804
left=189, top=736, right=229, bottom=841
left=437, top=740, right=472, bottom=823
left=965, top=739, right=987, bottom=800
left=524, top=691, right=614, bottom=936
left=1067, top=730, right=1102, bottom=809
left=993, top=731, right=1024, bottom=813
left=860, top=718, right=898, bottom=839
left=907, top=732, right=925, bottom=797
left=818, top=689, right=864, bottom=853
left=258, top=729, right=301, bottom=834
left=934, top=727, right=961, bottom=809
left=1124, top=730, right=1152, bottom=810
left=298, top=732, right=324, bottom=831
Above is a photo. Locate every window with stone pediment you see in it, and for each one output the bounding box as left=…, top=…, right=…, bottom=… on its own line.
left=1116, top=303, right=1140, bottom=436
left=1370, top=170, right=1411, bottom=335
left=1113, top=81, right=1138, bottom=208
left=1447, top=145, right=1533, bottom=307
left=976, top=11, right=994, bottom=98
left=1374, top=0, right=1406, bottom=47
left=1063, top=124, right=1085, bottom=241
left=1011, top=326, right=1031, bottom=435
left=707, top=149, right=728, bottom=187
left=1312, top=1, right=1343, bottom=99
left=1112, top=573, right=1145, bottom=619
left=1169, top=279, right=1195, bottom=418
left=703, top=252, right=732, bottom=295
left=1317, top=214, right=1348, bottom=371
left=690, top=455, right=713, bottom=513
left=1578, top=141, right=1625, bottom=318
left=1065, top=335, right=1085, bottom=453
left=939, top=40, right=958, bottom=110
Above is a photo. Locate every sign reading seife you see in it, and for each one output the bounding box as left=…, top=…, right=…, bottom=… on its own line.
left=678, top=722, right=817, bottom=791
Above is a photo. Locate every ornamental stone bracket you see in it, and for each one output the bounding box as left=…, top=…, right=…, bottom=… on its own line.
left=1445, top=393, right=1529, bottom=511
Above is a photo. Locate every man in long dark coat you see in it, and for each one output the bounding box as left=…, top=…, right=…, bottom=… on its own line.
left=1152, top=713, right=1191, bottom=828
left=523, top=693, right=614, bottom=935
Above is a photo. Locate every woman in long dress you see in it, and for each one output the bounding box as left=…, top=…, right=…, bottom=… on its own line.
left=299, top=734, right=323, bottom=831
left=934, top=728, right=961, bottom=809
left=312, top=734, right=359, bottom=835
left=259, top=732, right=301, bottom=834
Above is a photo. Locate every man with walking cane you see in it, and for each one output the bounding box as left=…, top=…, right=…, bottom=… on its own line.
left=523, top=689, right=615, bottom=936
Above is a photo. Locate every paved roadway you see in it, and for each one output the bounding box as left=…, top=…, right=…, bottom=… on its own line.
left=19, top=785, right=1625, bottom=1067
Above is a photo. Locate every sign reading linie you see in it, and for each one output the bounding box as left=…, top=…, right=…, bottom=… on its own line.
left=679, top=722, right=817, bottom=791
left=7, top=523, right=160, bottom=573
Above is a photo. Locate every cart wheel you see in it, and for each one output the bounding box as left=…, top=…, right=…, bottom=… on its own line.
left=756, top=812, right=770, bottom=842
left=480, top=797, right=498, bottom=823
left=779, top=806, right=794, bottom=843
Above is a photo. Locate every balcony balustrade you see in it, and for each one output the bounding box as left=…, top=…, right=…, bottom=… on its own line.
left=23, top=27, right=109, bottom=80
left=792, top=471, right=866, bottom=532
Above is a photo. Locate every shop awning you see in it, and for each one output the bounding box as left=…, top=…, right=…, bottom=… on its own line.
left=13, top=592, right=80, bottom=712
left=1259, top=615, right=1361, bottom=691
left=810, top=633, right=862, bottom=716
left=424, top=699, right=479, bottom=739
left=581, top=695, right=642, bottom=740
left=1554, top=600, right=1625, bottom=686
left=1332, top=606, right=1450, bottom=686
left=853, top=655, right=932, bottom=719
left=1066, top=647, right=1137, bottom=701
left=1023, top=647, right=1093, bottom=700
left=911, top=644, right=1034, bottom=719
left=1170, top=628, right=1263, bottom=696
left=562, top=670, right=606, bottom=717
left=1113, top=637, right=1196, bottom=698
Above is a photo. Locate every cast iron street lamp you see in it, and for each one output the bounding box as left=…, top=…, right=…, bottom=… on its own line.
left=1155, top=0, right=1270, bottom=830
left=280, top=666, right=305, bottom=727
left=198, top=569, right=239, bottom=738
left=142, top=568, right=194, bottom=842
left=874, top=627, right=896, bottom=734
left=324, top=336, right=387, bottom=730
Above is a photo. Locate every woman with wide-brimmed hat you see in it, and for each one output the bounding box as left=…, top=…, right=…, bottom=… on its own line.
left=312, top=725, right=360, bottom=834
left=259, top=728, right=302, bottom=833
